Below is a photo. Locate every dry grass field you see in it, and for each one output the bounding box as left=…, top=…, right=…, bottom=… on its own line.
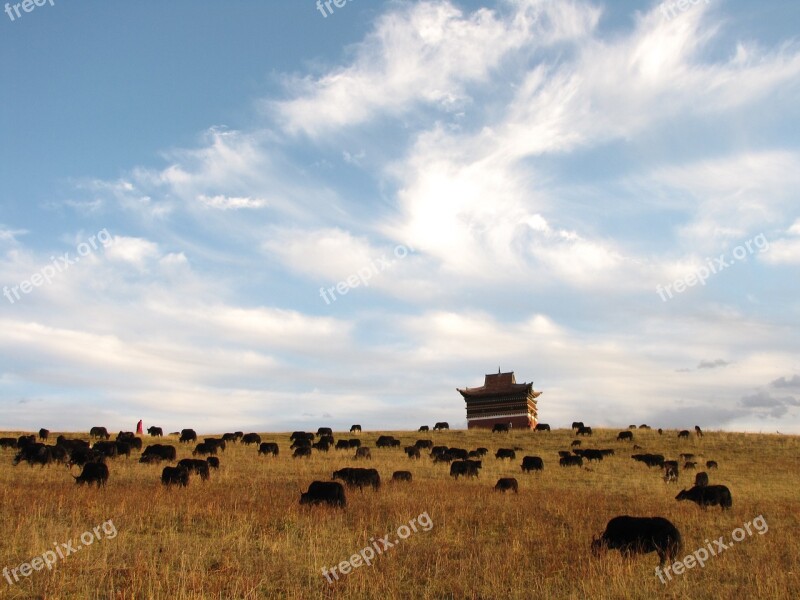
left=0, top=428, right=798, bottom=599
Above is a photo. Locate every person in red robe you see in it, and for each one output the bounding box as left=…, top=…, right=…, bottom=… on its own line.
left=136, top=420, right=143, bottom=435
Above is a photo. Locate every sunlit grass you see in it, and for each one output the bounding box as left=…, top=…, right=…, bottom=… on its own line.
left=0, top=428, right=797, bottom=599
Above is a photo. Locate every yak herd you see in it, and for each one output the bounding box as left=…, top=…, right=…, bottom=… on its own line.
left=2, top=421, right=731, bottom=566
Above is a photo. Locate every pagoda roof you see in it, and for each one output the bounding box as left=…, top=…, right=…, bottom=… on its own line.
left=457, top=371, right=542, bottom=399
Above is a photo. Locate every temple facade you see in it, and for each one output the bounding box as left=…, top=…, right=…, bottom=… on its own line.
left=458, top=370, right=541, bottom=430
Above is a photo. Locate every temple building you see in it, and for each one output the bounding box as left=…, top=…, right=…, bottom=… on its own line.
left=457, top=370, right=541, bottom=430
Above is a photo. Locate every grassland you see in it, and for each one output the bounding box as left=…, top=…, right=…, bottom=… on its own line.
left=0, top=428, right=798, bottom=599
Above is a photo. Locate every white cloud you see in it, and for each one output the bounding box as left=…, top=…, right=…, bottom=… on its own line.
left=274, top=0, right=600, bottom=137
left=105, top=236, right=160, bottom=269
left=0, top=227, right=27, bottom=244
left=196, top=195, right=268, bottom=210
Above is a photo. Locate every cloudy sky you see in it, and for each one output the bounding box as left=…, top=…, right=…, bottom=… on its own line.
left=1, top=0, right=799, bottom=434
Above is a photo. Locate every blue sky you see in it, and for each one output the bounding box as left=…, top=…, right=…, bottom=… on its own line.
left=1, top=0, right=799, bottom=434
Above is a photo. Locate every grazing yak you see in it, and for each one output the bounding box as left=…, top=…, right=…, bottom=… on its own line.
left=291, top=438, right=311, bottom=450
left=347, top=439, right=361, bottom=449
left=317, top=427, right=333, bottom=437
left=695, top=425, right=703, bottom=438
left=571, top=440, right=581, bottom=447
left=447, top=448, right=469, bottom=460
left=206, top=457, right=220, bottom=470
left=663, top=460, right=678, bottom=471
left=631, top=454, right=665, bottom=468
left=258, top=442, right=279, bottom=456
left=70, top=447, right=105, bottom=467
left=418, top=425, right=430, bottom=432
left=592, top=516, right=682, bottom=566
left=293, top=447, right=312, bottom=459
left=204, top=438, right=226, bottom=452
left=495, top=478, right=519, bottom=493
left=677, top=430, right=690, bottom=439
left=114, top=441, right=132, bottom=458
left=495, top=448, right=516, bottom=460
left=558, top=450, right=572, bottom=459
left=290, top=431, right=314, bottom=442
left=392, top=470, right=412, bottom=482
left=628, top=425, right=637, bottom=429
left=142, top=444, right=177, bottom=462
left=179, top=429, right=197, bottom=444
left=335, top=440, right=350, bottom=451
left=414, top=439, right=433, bottom=450
left=639, top=424, right=651, bottom=430
left=706, top=460, right=718, bottom=469
left=47, top=445, right=68, bottom=465
left=147, top=426, right=163, bottom=437
left=676, top=485, right=732, bottom=510
left=13, top=444, right=53, bottom=467
left=350, top=424, right=362, bottom=433
left=576, top=426, right=593, bottom=436
left=559, top=455, right=583, bottom=468
left=571, top=421, right=584, bottom=431
left=405, top=446, right=421, bottom=459
left=492, top=423, right=510, bottom=433
left=680, top=453, right=695, bottom=461
left=38, top=428, right=49, bottom=441
left=617, top=431, right=633, bottom=442
left=18, top=434, right=36, bottom=447
left=694, top=472, right=709, bottom=487
left=192, top=442, right=217, bottom=457
left=312, top=440, right=331, bottom=452
left=93, top=441, right=118, bottom=459
left=534, top=423, right=550, bottom=432
left=433, top=422, right=449, bottom=431
left=242, top=433, right=261, bottom=446
left=74, top=462, right=109, bottom=487
left=657, top=428, right=663, bottom=435
left=663, top=464, right=678, bottom=484
left=300, top=481, right=346, bottom=508
left=683, top=462, right=697, bottom=470
left=333, top=467, right=381, bottom=490
left=376, top=436, right=401, bottom=448
left=355, top=447, right=372, bottom=460
left=580, top=449, right=604, bottom=462
left=0, top=437, right=18, bottom=449
left=178, top=458, right=210, bottom=481
left=450, top=460, right=481, bottom=479
left=222, top=433, right=238, bottom=443
left=116, top=436, right=142, bottom=454
left=161, top=466, right=189, bottom=487
left=432, top=448, right=454, bottom=463
left=89, top=427, right=110, bottom=440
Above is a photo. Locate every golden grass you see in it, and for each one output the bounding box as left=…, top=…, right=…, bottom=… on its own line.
left=0, top=428, right=797, bottom=599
